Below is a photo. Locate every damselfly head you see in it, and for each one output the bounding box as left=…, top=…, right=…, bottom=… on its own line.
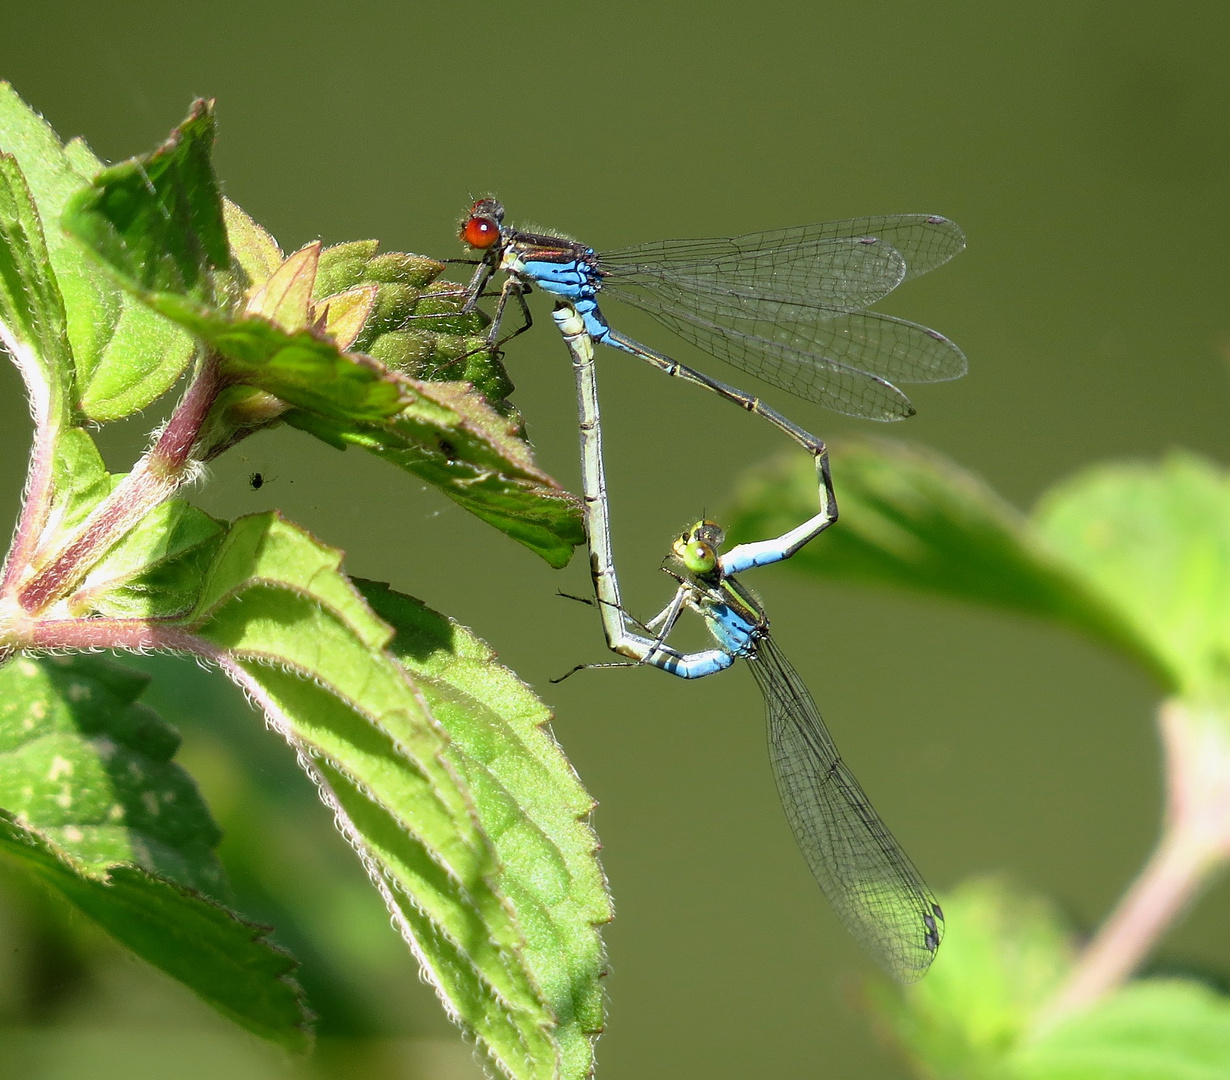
left=460, top=199, right=505, bottom=249
left=673, top=519, right=725, bottom=577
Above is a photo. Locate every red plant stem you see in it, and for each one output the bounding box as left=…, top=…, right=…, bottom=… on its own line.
left=0, top=324, right=61, bottom=595
left=24, top=618, right=205, bottom=655
left=14, top=358, right=223, bottom=614
left=1036, top=700, right=1230, bottom=1030
left=1040, top=819, right=1216, bottom=1024
left=15, top=467, right=175, bottom=613
left=148, top=353, right=224, bottom=473
left=1, top=401, right=57, bottom=596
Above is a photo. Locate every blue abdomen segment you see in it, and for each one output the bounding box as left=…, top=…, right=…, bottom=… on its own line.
left=723, top=546, right=788, bottom=575
left=519, top=256, right=598, bottom=301
left=653, top=647, right=734, bottom=679
left=707, top=605, right=760, bottom=658
left=647, top=605, right=759, bottom=677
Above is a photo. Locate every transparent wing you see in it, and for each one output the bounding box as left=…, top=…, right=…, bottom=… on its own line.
left=607, top=285, right=967, bottom=420
left=600, top=213, right=965, bottom=286
left=598, top=216, right=966, bottom=421
left=608, top=277, right=967, bottom=386
left=748, top=636, right=943, bottom=982
left=604, top=236, right=909, bottom=312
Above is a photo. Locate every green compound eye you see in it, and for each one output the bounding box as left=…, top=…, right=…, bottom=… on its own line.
left=681, top=539, right=717, bottom=575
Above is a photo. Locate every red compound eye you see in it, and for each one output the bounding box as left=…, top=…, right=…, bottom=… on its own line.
left=462, top=215, right=500, bottom=249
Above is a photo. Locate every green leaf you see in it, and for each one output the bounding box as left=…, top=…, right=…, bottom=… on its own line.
left=877, top=878, right=1230, bottom=1078
left=58, top=109, right=471, bottom=429
left=0, top=815, right=311, bottom=1053
left=57, top=99, right=420, bottom=426
left=47, top=425, right=113, bottom=534
left=1016, top=980, right=1230, bottom=1080
left=724, top=438, right=1172, bottom=687
left=69, top=181, right=409, bottom=424
left=78, top=299, right=196, bottom=421
left=287, top=388, right=585, bottom=568
left=222, top=197, right=283, bottom=288
left=356, top=578, right=611, bottom=1080
left=873, top=877, right=1074, bottom=1077
left=71, top=499, right=225, bottom=619
left=245, top=231, right=573, bottom=560
left=0, top=152, right=74, bottom=415
left=0, top=654, right=224, bottom=891
left=0, top=653, right=312, bottom=1050
left=0, top=82, right=195, bottom=421
left=63, top=98, right=227, bottom=304
left=0, top=81, right=114, bottom=395
left=207, top=317, right=407, bottom=421
left=313, top=240, right=519, bottom=418
left=179, top=514, right=565, bottom=1079
left=1034, top=452, right=1230, bottom=700
left=57, top=92, right=579, bottom=563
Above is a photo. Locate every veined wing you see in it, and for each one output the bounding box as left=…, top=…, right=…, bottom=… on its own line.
left=606, top=288, right=966, bottom=419
left=748, top=636, right=943, bottom=982
left=603, top=236, right=909, bottom=313
left=608, top=277, right=967, bottom=387
left=600, top=214, right=965, bottom=285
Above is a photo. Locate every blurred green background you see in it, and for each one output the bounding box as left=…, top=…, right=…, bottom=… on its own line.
left=3, top=3, right=1230, bottom=1077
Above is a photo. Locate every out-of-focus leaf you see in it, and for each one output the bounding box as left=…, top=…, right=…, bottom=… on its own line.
left=179, top=513, right=566, bottom=1079
left=0, top=816, right=311, bottom=1053
left=0, top=654, right=312, bottom=1050
left=872, top=878, right=1073, bottom=1077
left=1035, top=453, right=1230, bottom=700
left=356, top=578, right=611, bottom=1080
left=876, top=877, right=1230, bottom=1079
left=1016, top=979, right=1230, bottom=1080
left=724, top=438, right=1172, bottom=688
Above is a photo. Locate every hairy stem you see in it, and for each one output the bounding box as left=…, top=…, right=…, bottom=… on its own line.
left=13, top=356, right=222, bottom=614
left=0, top=327, right=64, bottom=596
left=22, top=617, right=204, bottom=654
left=1036, top=699, right=1230, bottom=1030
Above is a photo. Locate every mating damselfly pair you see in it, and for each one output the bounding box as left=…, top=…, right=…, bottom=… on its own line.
left=449, top=198, right=964, bottom=982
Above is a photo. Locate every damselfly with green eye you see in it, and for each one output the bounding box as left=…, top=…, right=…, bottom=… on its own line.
left=643, top=519, right=944, bottom=981
left=550, top=307, right=943, bottom=980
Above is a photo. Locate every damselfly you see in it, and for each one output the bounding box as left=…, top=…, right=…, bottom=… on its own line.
left=575, top=515, right=945, bottom=982
left=552, top=302, right=839, bottom=658
left=550, top=307, right=942, bottom=979
left=458, top=198, right=966, bottom=438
